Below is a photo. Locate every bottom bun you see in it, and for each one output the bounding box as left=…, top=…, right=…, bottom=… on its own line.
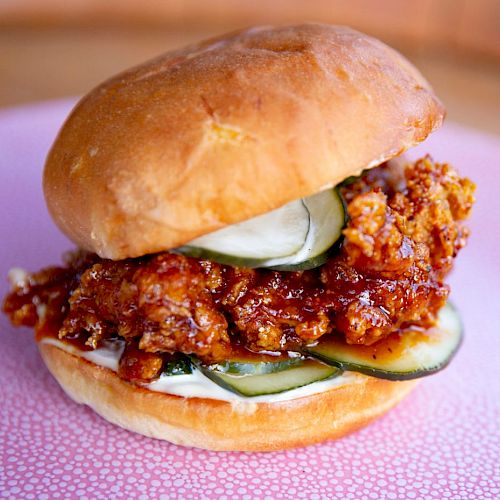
left=39, top=342, right=418, bottom=451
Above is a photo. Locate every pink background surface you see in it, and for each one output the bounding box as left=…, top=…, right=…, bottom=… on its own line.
left=1, top=100, right=499, bottom=499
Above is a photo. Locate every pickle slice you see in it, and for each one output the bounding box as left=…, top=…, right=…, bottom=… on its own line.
left=206, top=356, right=304, bottom=376
left=304, top=304, right=462, bottom=380
left=199, top=359, right=341, bottom=397
left=183, top=198, right=309, bottom=260
left=177, top=188, right=345, bottom=270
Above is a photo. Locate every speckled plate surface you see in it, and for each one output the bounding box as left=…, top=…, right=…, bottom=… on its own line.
left=1, top=100, right=499, bottom=499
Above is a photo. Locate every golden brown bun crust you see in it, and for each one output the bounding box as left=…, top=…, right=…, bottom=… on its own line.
left=44, top=24, right=444, bottom=259
left=39, top=342, right=418, bottom=451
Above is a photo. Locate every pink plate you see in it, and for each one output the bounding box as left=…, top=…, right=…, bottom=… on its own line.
left=1, top=100, right=499, bottom=499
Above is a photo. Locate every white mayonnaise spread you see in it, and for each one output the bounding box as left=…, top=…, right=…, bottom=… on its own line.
left=8, top=267, right=29, bottom=288
left=40, top=338, right=362, bottom=403
left=41, top=337, right=126, bottom=372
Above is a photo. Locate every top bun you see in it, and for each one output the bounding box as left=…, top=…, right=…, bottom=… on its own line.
left=44, top=24, right=444, bottom=260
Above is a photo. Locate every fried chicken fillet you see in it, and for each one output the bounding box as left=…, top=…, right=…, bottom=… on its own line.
left=4, top=157, right=475, bottom=384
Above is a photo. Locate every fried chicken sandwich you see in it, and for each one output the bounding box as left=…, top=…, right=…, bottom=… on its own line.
left=3, top=24, right=475, bottom=451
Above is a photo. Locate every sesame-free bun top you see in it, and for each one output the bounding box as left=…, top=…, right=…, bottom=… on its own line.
left=44, top=24, right=445, bottom=260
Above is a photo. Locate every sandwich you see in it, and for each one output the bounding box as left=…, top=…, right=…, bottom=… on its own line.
left=3, top=24, right=475, bottom=451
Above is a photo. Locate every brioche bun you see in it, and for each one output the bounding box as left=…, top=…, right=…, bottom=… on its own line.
left=39, top=341, right=418, bottom=451
left=43, top=23, right=444, bottom=260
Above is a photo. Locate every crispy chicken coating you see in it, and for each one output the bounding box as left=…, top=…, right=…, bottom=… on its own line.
left=3, top=157, right=475, bottom=375
left=59, top=254, right=231, bottom=360
left=118, top=341, right=164, bottom=383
